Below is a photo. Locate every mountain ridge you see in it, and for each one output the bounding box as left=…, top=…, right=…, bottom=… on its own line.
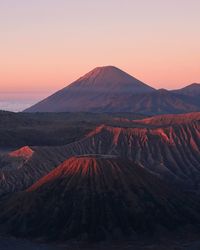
left=173, top=83, right=200, bottom=96
left=0, top=112, right=199, bottom=196
left=24, top=66, right=200, bottom=114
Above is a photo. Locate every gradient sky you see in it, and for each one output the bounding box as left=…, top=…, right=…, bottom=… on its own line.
left=0, top=0, right=200, bottom=106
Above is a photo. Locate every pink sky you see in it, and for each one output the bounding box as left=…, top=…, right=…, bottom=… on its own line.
left=0, top=0, right=200, bottom=98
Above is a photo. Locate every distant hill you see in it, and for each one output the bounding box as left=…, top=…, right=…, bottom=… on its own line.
left=24, top=66, right=200, bottom=114
left=172, top=83, right=200, bottom=96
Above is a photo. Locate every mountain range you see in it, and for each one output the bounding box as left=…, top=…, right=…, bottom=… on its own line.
left=0, top=112, right=200, bottom=242
left=1, top=65, right=200, bottom=246
left=24, top=66, right=200, bottom=114
left=0, top=112, right=199, bottom=196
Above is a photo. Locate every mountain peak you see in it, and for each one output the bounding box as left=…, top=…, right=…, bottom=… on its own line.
left=76, top=65, right=124, bottom=82
left=69, top=65, right=155, bottom=93
left=24, top=66, right=155, bottom=112
left=83, top=65, right=125, bottom=74
left=91, top=65, right=119, bottom=72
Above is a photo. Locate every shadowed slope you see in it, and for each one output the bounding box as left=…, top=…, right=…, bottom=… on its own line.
left=8, top=146, right=34, bottom=160
left=0, top=156, right=199, bottom=241
left=24, top=66, right=155, bottom=112
left=0, top=113, right=199, bottom=195
left=112, top=89, right=200, bottom=114
left=67, top=66, right=154, bottom=92
left=83, top=122, right=200, bottom=185
left=0, top=111, right=146, bottom=148
left=133, top=112, right=200, bottom=127
left=173, top=83, right=200, bottom=97
left=24, top=67, right=200, bottom=114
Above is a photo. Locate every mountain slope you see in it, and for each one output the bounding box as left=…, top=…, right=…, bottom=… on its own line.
left=67, top=66, right=154, bottom=92
left=0, top=156, right=199, bottom=241
left=0, top=113, right=199, bottom=195
left=0, top=111, right=145, bottom=148
left=133, top=112, right=200, bottom=126
left=24, top=66, right=155, bottom=112
left=8, top=146, right=34, bottom=159
left=173, top=83, right=200, bottom=97
left=24, top=66, right=200, bottom=114
left=104, top=89, right=200, bottom=114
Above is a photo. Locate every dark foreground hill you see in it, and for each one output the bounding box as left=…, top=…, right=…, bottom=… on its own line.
left=0, top=111, right=145, bottom=147
left=0, top=156, right=200, bottom=241
left=24, top=66, right=200, bottom=114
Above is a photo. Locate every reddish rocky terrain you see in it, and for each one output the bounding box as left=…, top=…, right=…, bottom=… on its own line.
left=0, top=112, right=199, bottom=244
left=8, top=146, right=34, bottom=159
left=0, top=112, right=199, bottom=196
left=1, top=156, right=200, bottom=241
left=133, top=112, right=200, bottom=126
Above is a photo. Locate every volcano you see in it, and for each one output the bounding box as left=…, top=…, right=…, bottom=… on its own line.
left=24, top=66, right=155, bottom=112
left=24, top=66, right=200, bottom=114
left=0, top=155, right=199, bottom=241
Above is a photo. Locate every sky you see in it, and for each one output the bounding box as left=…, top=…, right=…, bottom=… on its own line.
left=0, top=0, right=200, bottom=111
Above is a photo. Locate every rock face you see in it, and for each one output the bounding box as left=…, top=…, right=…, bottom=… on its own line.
left=8, top=146, right=34, bottom=160
left=0, top=113, right=199, bottom=195
left=24, top=66, right=200, bottom=114
left=82, top=123, right=200, bottom=187
left=1, top=156, right=199, bottom=241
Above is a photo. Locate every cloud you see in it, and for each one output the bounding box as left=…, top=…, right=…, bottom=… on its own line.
left=0, top=100, right=36, bottom=112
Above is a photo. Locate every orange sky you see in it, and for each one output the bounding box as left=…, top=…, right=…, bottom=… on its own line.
left=0, top=0, right=200, bottom=96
